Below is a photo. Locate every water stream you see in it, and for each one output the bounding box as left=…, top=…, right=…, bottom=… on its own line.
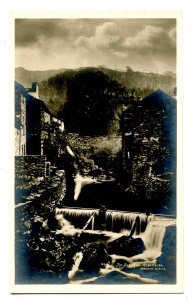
left=15, top=143, right=176, bottom=285
left=55, top=208, right=176, bottom=284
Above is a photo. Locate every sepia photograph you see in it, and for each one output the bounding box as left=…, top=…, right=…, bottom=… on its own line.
left=13, top=12, right=182, bottom=293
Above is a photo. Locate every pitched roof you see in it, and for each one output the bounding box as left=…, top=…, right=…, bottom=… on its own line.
left=15, top=81, right=52, bottom=116
left=142, top=89, right=176, bottom=108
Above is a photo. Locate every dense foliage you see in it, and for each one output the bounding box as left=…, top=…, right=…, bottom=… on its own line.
left=61, top=69, right=126, bottom=135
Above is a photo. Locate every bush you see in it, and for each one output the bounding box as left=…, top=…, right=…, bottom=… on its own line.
left=66, top=134, right=122, bottom=178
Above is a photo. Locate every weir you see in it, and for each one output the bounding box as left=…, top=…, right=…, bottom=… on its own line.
left=54, top=205, right=176, bottom=285
left=55, top=207, right=156, bottom=233
left=57, top=207, right=176, bottom=284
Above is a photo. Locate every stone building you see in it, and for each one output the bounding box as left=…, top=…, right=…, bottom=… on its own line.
left=120, top=89, right=177, bottom=214
left=25, top=81, right=39, bottom=99
left=15, top=84, right=27, bottom=155
left=121, top=89, right=177, bottom=188
left=15, top=81, right=65, bottom=159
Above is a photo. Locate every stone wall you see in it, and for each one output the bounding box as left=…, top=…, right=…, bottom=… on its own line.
left=15, top=93, right=27, bottom=156
left=15, top=155, right=47, bottom=180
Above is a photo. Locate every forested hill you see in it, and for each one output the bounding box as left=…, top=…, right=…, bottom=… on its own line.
left=16, top=66, right=176, bottom=94
left=15, top=67, right=176, bottom=135
left=41, top=68, right=130, bottom=135
left=15, top=67, right=68, bottom=88
left=99, top=67, right=176, bottom=92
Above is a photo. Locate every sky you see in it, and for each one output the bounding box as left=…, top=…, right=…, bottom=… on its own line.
left=15, top=18, right=176, bottom=74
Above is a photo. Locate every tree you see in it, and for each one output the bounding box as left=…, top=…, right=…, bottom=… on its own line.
left=62, top=69, right=125, bottom=135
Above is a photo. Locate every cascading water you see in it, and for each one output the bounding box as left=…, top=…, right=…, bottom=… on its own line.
left=54, top=153, right=176, bottom=285
left=55, top=207, right=154, bottom=233
left=139, top=217, right=176, bottom=261
left=113, top=217, right=177, bottom=268
left=54, top=208, right=176, bottom=284
left=55, top=207, right=99, bottom=230
left=143, top=221, right=167, bottom=252
left=74, top=173, right=98, bottom=201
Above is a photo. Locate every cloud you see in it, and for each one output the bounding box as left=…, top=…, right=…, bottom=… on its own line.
left=76, top=23, right=176, bottom=60
left=123, top=25, right=176, bottom=54
left=74, top=23, right=176, bottom=73
left=15, top=19, right=176, bottom=73
left=76, top=22, right=123, bottom=50
left=168, top=27, right=176, bottom=45
left=15, top=19, right=70, bottom=48
left=96, top=22, right=120, bottom=37
left=112, top=50, right=127, bottom=58
left=75, top=36, right=91, bottom=49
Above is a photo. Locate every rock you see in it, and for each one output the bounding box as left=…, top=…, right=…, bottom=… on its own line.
left=47, top=211, right=60, bottom=230
left=108, top=236, right=145, bottom=257
left=80, top=242, right=112, bottom=271
left=28, top=233, right=82, bottom=273
left=31, top=220, right=44, bottom=236
left=47, top=211, right=75, bottom=231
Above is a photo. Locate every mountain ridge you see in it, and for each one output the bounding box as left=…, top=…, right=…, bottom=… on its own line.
left=15, top=67, right=176, bottom=128
left=15, top=66, right=176, bottom=90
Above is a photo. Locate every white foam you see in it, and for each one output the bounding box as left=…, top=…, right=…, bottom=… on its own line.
left=68, top=252, right=83, bottom=280
left=74, top=173, right=98, bottom=200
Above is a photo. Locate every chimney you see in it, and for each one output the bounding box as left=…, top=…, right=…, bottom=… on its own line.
left=28, top=82, right=39, bottom=99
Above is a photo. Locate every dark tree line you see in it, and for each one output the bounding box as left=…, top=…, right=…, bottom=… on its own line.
left=62, top=69, right=126, bottom=135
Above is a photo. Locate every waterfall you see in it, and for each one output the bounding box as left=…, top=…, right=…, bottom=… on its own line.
left=56, top=207, right=98, bottom=219
left=143, top=222, right=166, bottom=251
left=105, top=211, right=154, bottom=233
left=74, top=173, right=98, bottom=201
left=55, top=207, right=99, bottom=230
left=117, top=217, right=177, bottom=265
left=55, top=207, right=154, bottom=234
left=55, top=207, right=175, bottom=284
left=142, top=218, right=175, bottom=254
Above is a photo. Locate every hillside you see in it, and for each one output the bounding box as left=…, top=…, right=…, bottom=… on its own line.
left=15, top=66, right=176, bottom=98
left=15, top=67, right=68, bottom=88
left=100, top=67, right=176, bottom=93
left=15, top=67, right=176, bottom=135
left=15, top=66, right=176, bottom=90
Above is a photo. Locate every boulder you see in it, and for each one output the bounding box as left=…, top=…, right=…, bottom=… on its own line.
left=80, top=242, right=112, bottom=271
left=108, top=236, right=145, bottom=257
left=47, top=211, right=60, bottom=230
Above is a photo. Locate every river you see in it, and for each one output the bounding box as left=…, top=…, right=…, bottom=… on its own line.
left=15, top=192, right=176, bottom=285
